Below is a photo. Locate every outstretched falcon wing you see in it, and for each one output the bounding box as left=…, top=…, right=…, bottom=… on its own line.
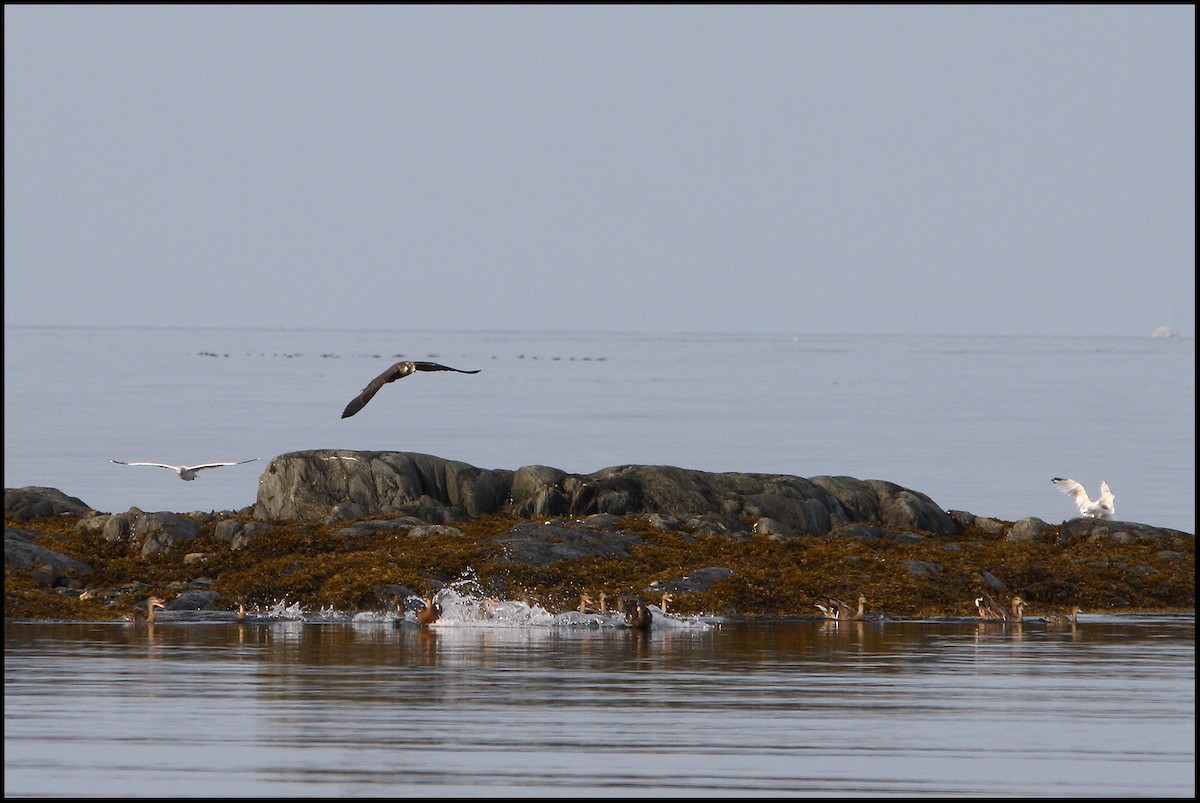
left=341, top=360, right=480, bottom=418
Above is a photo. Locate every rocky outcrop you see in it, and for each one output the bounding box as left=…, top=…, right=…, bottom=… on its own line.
left=5, top=527, right=92, bottom=576
left=1056, top=518, right=1193, bottom=546
left=252, top=450, right=960, bottom=537
left=101, top=508, right=201, bottom=557
left=7, top=460, right=1195, bottom=549
left=5, top=487, right=94, bottom=521
left=253, top=451, right=511, bottom=522
left=3, top=477, right=1193, bottom=620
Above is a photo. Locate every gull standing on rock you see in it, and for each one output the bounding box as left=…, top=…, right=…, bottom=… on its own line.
left=111, top=458, right=260, bottom=481
left=340, top=360, right=481, bottom=418
left=1052, top=478, right=1115, bottom=520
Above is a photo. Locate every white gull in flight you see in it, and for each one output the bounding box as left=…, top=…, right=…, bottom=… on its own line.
left=111, top=458, right=260, bottom=481
left=1051, top=477, right=1115, bottom=520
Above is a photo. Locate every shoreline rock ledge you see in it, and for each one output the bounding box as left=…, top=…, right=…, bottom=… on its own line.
left=254, top=450, right=960, bottom=536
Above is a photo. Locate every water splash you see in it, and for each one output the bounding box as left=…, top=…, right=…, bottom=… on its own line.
left=242, top=582, right=712, bottom=630
left=418, top=585, right=712, bottom=631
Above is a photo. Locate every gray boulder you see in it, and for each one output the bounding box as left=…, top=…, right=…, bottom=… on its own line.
left=1007, top=517, right=1051, bottom=542
left=1056, top=518, right=1193, bottom=546
left=166, top=589, right=224, bottom=610
left=826, top=523, right=928, bottom=544
left=905, top=559, right=942, bottom=577
left=102, top=509, right=201, bottom=556
left=5, top=527, right=92, bottom=576
left=649, top=566, right=734, bottom=594
left=254, top=450, right=512, bottom=521
left=947, top=509, right=1006, bottom=535
left=252, top=451, right=961, bottom=539
left=810, top=477, right=957, bottom=535
left=213, top=520, right=272, bottom=550
left=4, top=487, right=94, bottom=521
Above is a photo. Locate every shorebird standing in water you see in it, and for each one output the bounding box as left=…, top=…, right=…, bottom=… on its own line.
left=340, top=360, right=480, bottom=418
left=111, top=458, right=259, bottom=481
left=1052, top=478, right=1115, bottom=520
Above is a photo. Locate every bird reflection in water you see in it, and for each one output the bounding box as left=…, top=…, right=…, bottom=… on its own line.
left=416, top=626, right=439, bottom=661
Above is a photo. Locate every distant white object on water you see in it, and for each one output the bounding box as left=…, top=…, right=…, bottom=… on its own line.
left=1151, top=325, right=1180, bottom=340
left=111, top=458, right=260, bottom=481
left=1051, top=477, right=1115, bottom=520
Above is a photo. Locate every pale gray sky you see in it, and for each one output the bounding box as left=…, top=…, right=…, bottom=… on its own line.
left=4, top=4, right=1195, bottom=336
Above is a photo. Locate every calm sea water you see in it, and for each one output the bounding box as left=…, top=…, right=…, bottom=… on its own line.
left=3, top=326, right=1195, bottom=532
left=3, top=606, right=1194, bottom=797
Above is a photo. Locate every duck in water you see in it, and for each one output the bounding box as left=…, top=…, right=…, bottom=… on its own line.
left=833, top=594, right=868, bottom=621
left=815, top=600, right=840, bottom=620
left=129, top=596, right=165, bottom=624
left=622, top=596, right=652, bottom=630
left=816, top=593, right=867, bottom=621
left=975, top=594, right=1008, bottom=622
left=1042, top=606, right=1083, bottom=625
left=416, top=593, right=441, bottom=627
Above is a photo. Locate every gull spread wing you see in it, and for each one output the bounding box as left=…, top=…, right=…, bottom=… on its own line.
left=184, top=458, right=261, bottom=472
left=1098, top=481, right=1114, bottom=506
left=341, top=360, right=481, bottom=419
left=111, top=460, right=183, bottom=471
left=1052, top=477, right=1091, bottom=514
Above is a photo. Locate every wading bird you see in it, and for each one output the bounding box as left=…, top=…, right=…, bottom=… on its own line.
left=111, top=458, right=259, bottom=481
left=340, top=360, right=480, bottom=418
